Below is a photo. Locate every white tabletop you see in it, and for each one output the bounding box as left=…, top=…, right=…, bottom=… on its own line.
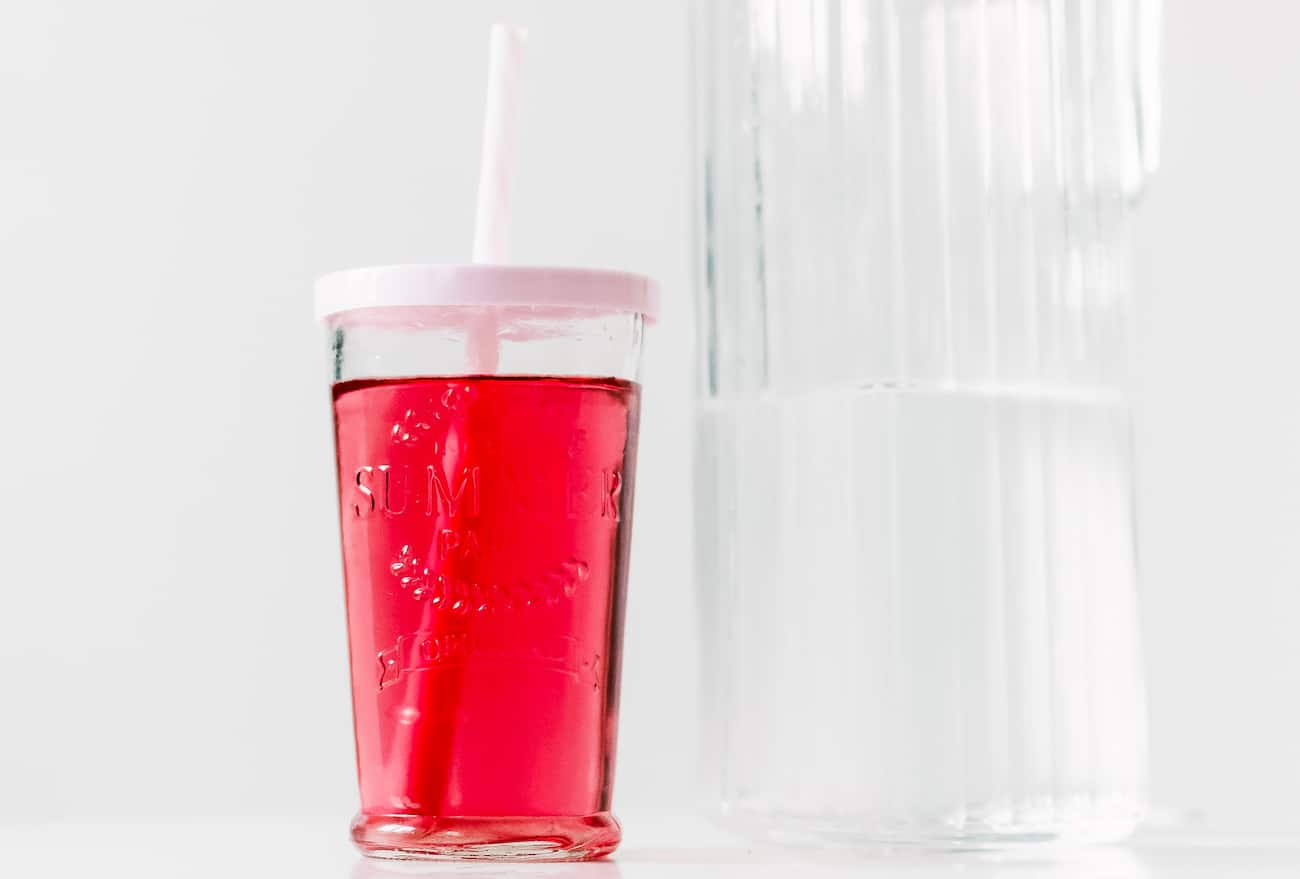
left=4, top=814, right=1299, bottom=878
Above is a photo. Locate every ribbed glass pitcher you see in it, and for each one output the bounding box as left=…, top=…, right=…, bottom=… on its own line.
left=693, top=0, right=1161, bottom=846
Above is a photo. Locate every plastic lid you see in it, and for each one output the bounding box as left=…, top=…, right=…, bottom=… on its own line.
left=314, top=264, right=660, bottom=323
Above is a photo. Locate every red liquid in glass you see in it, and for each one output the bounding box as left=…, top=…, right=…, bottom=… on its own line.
left=332, top=375, right=640, bottom=859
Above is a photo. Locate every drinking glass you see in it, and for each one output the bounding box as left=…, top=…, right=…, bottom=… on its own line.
left=320, top=264, right=656, bottom=860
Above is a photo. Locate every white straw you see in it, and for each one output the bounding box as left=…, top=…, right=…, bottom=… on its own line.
left=468, top=24, right=527, bottom=374
left=472, top=24, right=528, bottom=263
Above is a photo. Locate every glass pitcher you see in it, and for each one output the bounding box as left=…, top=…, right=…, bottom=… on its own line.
left=693, top=0, right=1161, bottom=846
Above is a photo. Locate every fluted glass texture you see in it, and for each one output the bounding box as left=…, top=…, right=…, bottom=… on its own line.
left=694, top=0, right=1160, bottom=845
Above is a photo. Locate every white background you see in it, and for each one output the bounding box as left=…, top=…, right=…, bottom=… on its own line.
left=1, top=0, right=1298, bottom=833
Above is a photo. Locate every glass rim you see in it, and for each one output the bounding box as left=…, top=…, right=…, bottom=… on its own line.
left=315, top=263, right=660, bottom=324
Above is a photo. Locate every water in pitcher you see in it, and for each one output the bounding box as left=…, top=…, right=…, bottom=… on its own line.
left=696, top=383, right=1146, bottom=842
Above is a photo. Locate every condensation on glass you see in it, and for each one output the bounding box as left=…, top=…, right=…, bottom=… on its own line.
left=693, top=0, right=1161, bottom=846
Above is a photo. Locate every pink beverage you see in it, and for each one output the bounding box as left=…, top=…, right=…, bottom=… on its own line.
left=317, top=261, right=657, bottom=860
left=333, top=374, right=639, bottom=858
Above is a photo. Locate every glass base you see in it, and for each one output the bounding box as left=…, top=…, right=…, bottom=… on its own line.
left=351, top=812, right=620, bottom=862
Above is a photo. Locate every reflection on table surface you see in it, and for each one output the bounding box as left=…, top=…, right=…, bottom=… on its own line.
left=344, top=841, right=1300, bottom=879
left=2, top=818, right=1299, bottom=878
left=353, top=858, right=621, bottom=879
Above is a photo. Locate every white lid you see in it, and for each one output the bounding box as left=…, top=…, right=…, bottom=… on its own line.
left=314, top=263, right=660, bottom=323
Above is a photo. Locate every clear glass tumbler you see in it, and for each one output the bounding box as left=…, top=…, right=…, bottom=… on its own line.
left=318, top=265, right=656, bottom=860
left=693, top=0, right=1161, bottom=846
